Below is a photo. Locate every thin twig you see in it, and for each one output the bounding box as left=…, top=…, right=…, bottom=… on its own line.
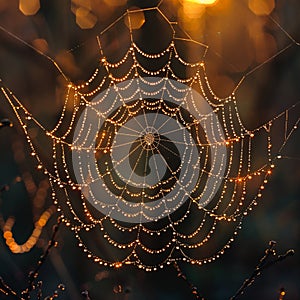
left=230, top=241, right=294, bottom=299
left=173, top=261, right=205, bottom=300
left=0, top=276, right=22, bottom=299
left=21, top=217, right=61, bottom=299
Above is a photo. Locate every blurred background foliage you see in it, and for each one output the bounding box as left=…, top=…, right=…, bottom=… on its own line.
left=0, top=0, right=299, bottom=299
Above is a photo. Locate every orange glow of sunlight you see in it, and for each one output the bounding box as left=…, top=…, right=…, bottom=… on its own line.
left=186, top=0, right=219, bottom=5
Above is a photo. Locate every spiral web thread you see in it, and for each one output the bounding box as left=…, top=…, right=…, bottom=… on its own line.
left=0, top=2, right=299, bottom=271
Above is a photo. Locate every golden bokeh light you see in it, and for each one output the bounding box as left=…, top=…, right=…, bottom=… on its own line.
left=186, top=0, right=219, bottom=5
left=182, top=2, right=205, bottom=19
left=124, top=9, right=145, bottom=30
left=206, top=0, right=231, bottom=15
left=2, top=207, right=55, bottom=254
left=75, top=7, right=98, bottom=29
left=104, top=0, right=127, bottom=6
left=32, top=38, right=49, bottom=54
left=248, top=0, right=275, bottom=16
left=19, top=0, right=40, bottom=16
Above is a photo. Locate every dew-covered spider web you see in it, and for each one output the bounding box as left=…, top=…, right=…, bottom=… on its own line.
left=0, top=0, right=299, bottom=272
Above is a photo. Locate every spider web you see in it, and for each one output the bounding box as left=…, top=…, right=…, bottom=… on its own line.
left=0, top=0, right=299, bottom=272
